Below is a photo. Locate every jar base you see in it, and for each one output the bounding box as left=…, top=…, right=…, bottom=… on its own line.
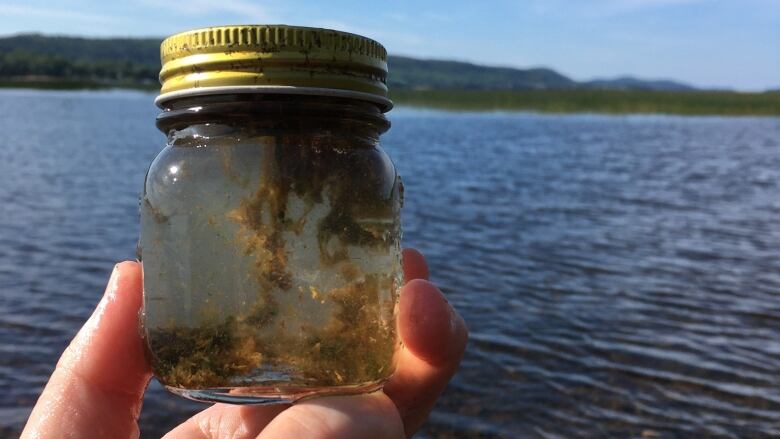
left=165, top=379, right=388, bottom=405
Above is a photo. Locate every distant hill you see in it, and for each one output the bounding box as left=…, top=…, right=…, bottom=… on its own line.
left=583, top=76, right=695, bottom=91
left=387, top=55, right=576, bottom=90
left=0, top=34, right=159, bottom=85
left=0, top=33, right=698, bottom=91
left=0, top=34, right=160, bottom=65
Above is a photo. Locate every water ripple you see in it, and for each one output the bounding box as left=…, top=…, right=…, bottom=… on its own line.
left=1, top=93, right=780, bottom=437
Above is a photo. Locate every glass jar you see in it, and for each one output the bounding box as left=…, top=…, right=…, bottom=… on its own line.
left=139, top=25, right=403, bottom=404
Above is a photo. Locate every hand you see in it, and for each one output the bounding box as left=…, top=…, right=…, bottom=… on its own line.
left=21, top=248, right=468, bottom=439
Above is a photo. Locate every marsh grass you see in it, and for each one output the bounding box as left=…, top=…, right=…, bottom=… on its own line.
left=390, top=89, right=780, bottom=116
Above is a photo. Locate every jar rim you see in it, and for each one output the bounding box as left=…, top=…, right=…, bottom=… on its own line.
left=155, top=85, right=393, bottom=112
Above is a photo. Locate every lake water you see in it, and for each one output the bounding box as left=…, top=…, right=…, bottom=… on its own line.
left=2, top=89, right=780, bottom=438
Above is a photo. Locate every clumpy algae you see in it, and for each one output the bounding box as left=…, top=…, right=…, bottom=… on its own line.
left=145, top=132, right=403, bottom=393
left=147, top=317, right=262, bottom=388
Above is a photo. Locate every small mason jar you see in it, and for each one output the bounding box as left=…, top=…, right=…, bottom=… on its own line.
left=139, top=25, right=403, bottom=404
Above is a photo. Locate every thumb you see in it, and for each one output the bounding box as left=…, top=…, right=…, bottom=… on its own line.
left=22, top=261, right=152, bottom=439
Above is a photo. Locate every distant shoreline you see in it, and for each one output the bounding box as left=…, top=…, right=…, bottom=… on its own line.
left=2, top=79, right=778, bottom=116
left=0, top=77, right=156, bottom=91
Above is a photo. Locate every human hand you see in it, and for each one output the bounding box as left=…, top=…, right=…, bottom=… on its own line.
left=21, top=248, right=468, bottom=438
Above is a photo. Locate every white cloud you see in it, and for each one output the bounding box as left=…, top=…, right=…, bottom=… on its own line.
left=308, top=19, right=424, bottom=52
left=138, top=0, right=277, bottom=21
left=0, top=3, right=118, bottom=23
left=592, top=0, right=713, bottom=17
left=610, top=0, right=710, bottom=11
left=525, top=0, right=711, bottom=19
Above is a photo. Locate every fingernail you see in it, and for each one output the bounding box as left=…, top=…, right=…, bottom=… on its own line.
left=64, top=265, right=120, bottom=364
left=105, top=264, right=121, bottom=302
left=448, top=306, right=459, bottom=336
left=86, top=265, right=121, bottom=327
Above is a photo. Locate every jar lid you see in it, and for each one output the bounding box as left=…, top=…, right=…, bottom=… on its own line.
left=156, top=25, right=392, bottom=111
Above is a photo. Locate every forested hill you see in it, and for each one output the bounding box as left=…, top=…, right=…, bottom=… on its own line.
left=0, top=35, right=160, bottom=85
left=0, top=34, right=579, bottom=89
left=0, top=34, right=694, bottom=91
left=387, top=55, right=576, bottom=90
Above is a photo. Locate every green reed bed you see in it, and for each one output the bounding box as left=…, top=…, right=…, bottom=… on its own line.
left=390, top=90, right=780, bottom=116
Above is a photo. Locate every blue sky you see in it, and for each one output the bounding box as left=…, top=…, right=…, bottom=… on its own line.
left=0, top=0, right=778, bottom=90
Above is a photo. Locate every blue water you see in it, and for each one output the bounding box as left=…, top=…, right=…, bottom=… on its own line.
left=2, top=89, right=780, bottom=438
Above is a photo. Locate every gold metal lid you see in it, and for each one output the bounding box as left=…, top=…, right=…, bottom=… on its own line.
left=156, top=25, right=391, bottom=111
